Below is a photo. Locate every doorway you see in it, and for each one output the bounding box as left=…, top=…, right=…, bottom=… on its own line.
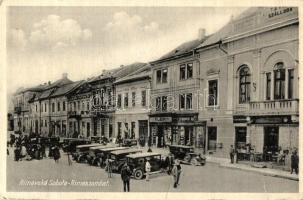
left=235, top=127, right=247, bottom=149
left=207, top=127, right=217, bottom=150
left=139, top=120, right=148, bottom=146
left=264, top=126, right=279, bottom=154
left=157, top=126, right=164, bottom=148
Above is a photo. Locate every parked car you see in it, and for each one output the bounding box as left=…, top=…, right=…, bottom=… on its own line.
left=122, top=139, right=138, bottom=147
left=73, top=143, right=104, bottom=162
left=62, top=138, right=91, bottom=153
left=126, top=152, right=164, bottom=180
left=94, top=147, right=129, bottom=168
left=86, top=144, right=118, bottom=166
left=168, top=144, right=206, bottom=166
left=109, top=149, right=142, bottom=172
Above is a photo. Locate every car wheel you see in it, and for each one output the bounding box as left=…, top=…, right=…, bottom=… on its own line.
left=134, top=169, right=144, bottom=180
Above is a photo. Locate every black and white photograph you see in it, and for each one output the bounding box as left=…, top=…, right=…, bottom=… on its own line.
left=2, top=1, right=302, bottom=199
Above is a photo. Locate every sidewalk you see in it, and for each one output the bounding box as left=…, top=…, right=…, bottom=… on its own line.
left=205, top=155, right=299, bottom=181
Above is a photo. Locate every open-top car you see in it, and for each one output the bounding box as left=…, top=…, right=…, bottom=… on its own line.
left=86, top=144, right=118, bottom=166
left=94, top=147, right=129, bottom=168
left=126, top=152, right=164, bottom=180
left=62, top=138, right=91, bottom=153
left=73, top=143, right=104, bottom=162
left=168, top=144, right=206, bottom=166
left=109, top=149, right=142, bottom=172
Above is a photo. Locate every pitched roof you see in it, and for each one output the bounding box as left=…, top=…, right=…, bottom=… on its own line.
left=45, top=76, right=73, bottom=89
left=50, top=81, right=84, bottom=98
left=114, top=63, right=151, bottom=85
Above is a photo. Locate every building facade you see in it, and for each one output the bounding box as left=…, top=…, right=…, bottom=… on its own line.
left=114, top=64, right=151, bottom=144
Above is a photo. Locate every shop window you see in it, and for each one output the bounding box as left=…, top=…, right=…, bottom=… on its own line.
left=288, top=69, right=294, bottom=99
left=274, top=62, right=285, bottom=100
left=124, top=93, right=129, bottom=108
left=208, top=80, right=218, bottom=106
left=141, top=90, right=146, bottom=107
left=239, top=66, right=251, bottom=103
left=132, top=92, right=136, bottom=107
left=266, top=72, right=271, bottom=100
left=117, top=94, right=122, bottom=108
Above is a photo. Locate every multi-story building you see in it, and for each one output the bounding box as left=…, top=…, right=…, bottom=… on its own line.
left=149, top=29, right=209, bottom=148
left=114, top=64, right=151, bottom=144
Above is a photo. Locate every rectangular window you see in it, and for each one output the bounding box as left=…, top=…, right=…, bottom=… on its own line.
left=141, top=90, right=146, bottom=107
left=87, top=102, right=90, bottom=110
left=124, top=93, right=129, bottom=108
left=132, top=92, right=136, bottom=107
left=179, top=94, right=185, bottom=109
left=41, top=104, right=43, bottom=113
left=45, top=103, right=47, bottom=112
left=288, top=69, right=294, bottom=99
left=52, top=103, right=55, bottom=112
left=77, top=101, right=81, bottom=111
left=57, top=102, right=61, bottom=111
left=180, top=64, right=186, bottom=80
left=156, top=68, right=168, bottom=84
left=187, top=63, right=193, bottom=79
left=117, top=94, right=122, bottom=108
left=156, top=97, right=161, bottom=111
left=63, top=101, right=66, bottom=111
left=82, top=102, right=85, bottom=111
left=45, top=120, right=47, bottom=127
left=186, top=93, right=192, bottom=109
left=124, top=123, right=129, bottom=138
left=156, top=70, right=162, bottom=83
left=266, top=73, right=271, bottom=100
left=274, top=69, right=285, bottom=99
left=162, top=96, right=167, bottom=111
left=131, top=122, right=135, bottom=139
left=118, top=122, right=122, bottom=137
left=73, top=102, right=76, bottom=111
left=208, top=80, right=218, bottom=106
left=108, top=89, right=112, bottom=106
left=36, top=104, right=37, bottom=112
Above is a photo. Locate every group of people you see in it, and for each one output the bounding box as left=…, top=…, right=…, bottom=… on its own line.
left=229, top=145, right=299, bottom=174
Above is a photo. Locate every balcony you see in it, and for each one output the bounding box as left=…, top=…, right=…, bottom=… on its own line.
left=248, top=99, right=299, bottom=116
left=14, top=106, right=21, bottom=114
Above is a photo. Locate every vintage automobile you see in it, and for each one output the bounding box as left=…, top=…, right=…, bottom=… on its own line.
left=126, top=152, right=164, bottom=180
left=168, top=144, right=206, bottom=166
left=109, top=149, right=142, bottom=172
left=122, top=139, right=138, bottom=147
left=86, top=144, right=118, bottom=166
left=94, top=147, right=129, bottom=168
left=62, top=138, right=91, bottom=153
left=72, top=143, right=104, bottom=162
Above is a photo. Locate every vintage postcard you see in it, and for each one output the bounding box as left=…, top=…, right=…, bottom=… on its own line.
left=1, top=0, right=302, bottom=199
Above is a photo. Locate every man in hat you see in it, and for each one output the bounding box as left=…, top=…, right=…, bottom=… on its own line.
left=145, top=157, right=151, bottom=181
left=121, top=162, right=132, bottom=192
left=171, top=160, right=180, bottom=188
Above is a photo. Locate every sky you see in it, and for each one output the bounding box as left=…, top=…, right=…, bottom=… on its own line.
left=7, top=6, right=247, bottom=93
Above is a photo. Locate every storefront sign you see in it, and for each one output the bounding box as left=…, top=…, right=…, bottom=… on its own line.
left=150, top=117, right=172, bottom=123
left=268, top=7, right=293, bottom=18
left=177, top=117, right=194, bottom=123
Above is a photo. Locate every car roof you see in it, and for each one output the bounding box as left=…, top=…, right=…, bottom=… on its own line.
left=76, top=143, right=103, bottom=148
left=168, top=145, right=193, bottom=149
left=89, top=145, right=114, bottom=150
left=100, top=147, right=129, bottom=152
left=111, top=149, right=142, bottom=155
left=126, top=152, right=161, bottom=159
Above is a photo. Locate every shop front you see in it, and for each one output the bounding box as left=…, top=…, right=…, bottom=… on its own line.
left=149, top=112, right=206, bottom=148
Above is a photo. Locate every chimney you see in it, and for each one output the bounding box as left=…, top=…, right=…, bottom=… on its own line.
left=198, top=28, right=206, bottom=41
left=48, top=81, right=51, bottom=85
left=62, top=73, right=68, bottom=79
left=120, top=65, right=124, bottom=68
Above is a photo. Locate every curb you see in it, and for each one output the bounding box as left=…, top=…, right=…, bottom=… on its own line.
left=218, top=163, right=299, bottom=181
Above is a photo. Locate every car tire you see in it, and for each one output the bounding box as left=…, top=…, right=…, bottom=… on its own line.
left=134, top=169, right=144, bottom=180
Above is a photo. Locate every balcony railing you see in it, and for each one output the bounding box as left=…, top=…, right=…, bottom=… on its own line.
left=248, top=99, right=299, bottom=116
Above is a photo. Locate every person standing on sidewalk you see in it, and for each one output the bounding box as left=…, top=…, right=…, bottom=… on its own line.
left=171, top=161, right=178, bottom=188
left=145, top=158, right=151, bottom=181
left=121, top=162, right=132, bottom=192
left=229, top=145, right=235, bottom=164
left=291, top=150, right=299, bottom=174
left=176, top=160, right=182, bottom=186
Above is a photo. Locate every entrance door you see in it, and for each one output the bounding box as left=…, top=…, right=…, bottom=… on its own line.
left=157, top=126, right=164, bottom=148
left=264, top=126, right=279, bottom=154
left=208, top=127, right=217, bottom=150
left=139, top=120, right=148, bottom=146
left=235, top=127, right=247, bottom=149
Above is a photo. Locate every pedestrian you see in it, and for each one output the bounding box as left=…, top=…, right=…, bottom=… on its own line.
left=291, top=150, right=299, bottom=174
left=176, top=160, right=182, bottom=186
left=67, top=151, right=72, bottom=166
left=145, top=158, right=151, bottom=181
left=53, top=146, right=61, bottom=163
left=229, top=145, right=235, bottom=164
left=171, top=161, right=178, bottom=188
left=105, top=155, right=112, bottom=178
left=121, top=162, right=132, bottom=192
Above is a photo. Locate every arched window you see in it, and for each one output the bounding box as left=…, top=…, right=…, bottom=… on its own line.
left=274, top=62, right=285, bottom=100
left=239, top=65, right=251, bottom=103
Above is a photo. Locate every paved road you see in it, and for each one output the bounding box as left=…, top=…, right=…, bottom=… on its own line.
left=6, top=148, right=298, bottom=193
